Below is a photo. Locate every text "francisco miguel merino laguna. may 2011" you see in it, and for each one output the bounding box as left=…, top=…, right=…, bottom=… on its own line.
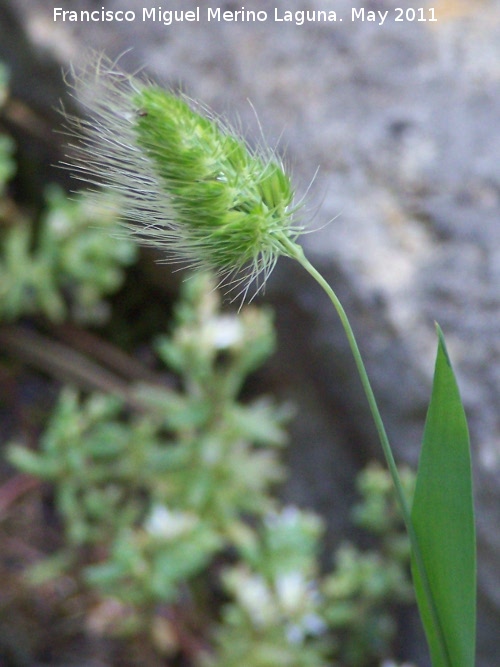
left=53, top=6, right=439, bottom=27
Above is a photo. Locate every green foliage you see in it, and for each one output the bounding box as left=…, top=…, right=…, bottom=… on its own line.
left=209, top=463, right=416, bottom=667
left=322, top=464, right=415, bottom=666
left=411, top=328, right=476, bottom=667
left=8, top=272, right=416, bottom=666
left=8, top=273, right=288, bottom=627
left=9, top=390, right=166, bottom=547
left=206, top=509, right=328, bottom=667
left=0, top=185, right=136, bottom=322
left=1, top=73, right=136, bottom=324
left=85, top=516, right=221, bottom=608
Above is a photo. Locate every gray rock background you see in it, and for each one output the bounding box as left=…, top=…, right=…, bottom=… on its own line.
left=1, top=0, right=499, bottom=664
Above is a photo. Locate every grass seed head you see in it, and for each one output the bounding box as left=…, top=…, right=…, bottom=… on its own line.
left=62, top=54, right=303, bottom=300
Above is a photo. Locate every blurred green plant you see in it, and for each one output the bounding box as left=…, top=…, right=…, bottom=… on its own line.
left=7, top=273, right=288, bottom=634
left=0, top=72, right=136, bottom=324
left=8, top=272, right=416, bottom=666
left=0, top=184, right=136, bottom=323
left=322, top=464, right=415, bottom=666
left=206, top=507, right=328, bottom=667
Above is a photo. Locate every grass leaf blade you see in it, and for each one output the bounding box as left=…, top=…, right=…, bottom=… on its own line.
left=411, top=325, right=476, bottom=667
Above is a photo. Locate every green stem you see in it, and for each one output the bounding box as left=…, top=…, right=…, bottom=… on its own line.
left=282, top=238, right=449, bottom=666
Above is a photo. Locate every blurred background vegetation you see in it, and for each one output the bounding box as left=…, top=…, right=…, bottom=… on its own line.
left=0, top=58, right=418, bottom=666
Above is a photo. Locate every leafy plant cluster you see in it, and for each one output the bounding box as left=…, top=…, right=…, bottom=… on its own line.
left=6, top=273, right=415, bottom=666
left=1, top=62, right=416, bottom=667
left=0, top=65, right=136, bottom=324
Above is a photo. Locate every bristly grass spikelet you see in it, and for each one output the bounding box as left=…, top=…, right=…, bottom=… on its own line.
left=61, top=53, right=304, bottom=300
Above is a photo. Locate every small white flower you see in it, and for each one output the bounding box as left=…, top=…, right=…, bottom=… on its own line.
left=144, top=505, right=197, bottom=539
left=226, top=569, right=276, bottom=626
left=206, top=314, right=244, bottom=350
left=276, top=571, right=307, bottom=613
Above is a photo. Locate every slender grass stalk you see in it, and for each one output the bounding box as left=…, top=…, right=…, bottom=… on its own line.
left=281, top=237, right=451, bottom=667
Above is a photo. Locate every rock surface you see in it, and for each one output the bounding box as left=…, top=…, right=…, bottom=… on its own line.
left=1, top=0, right=500, bottom=664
